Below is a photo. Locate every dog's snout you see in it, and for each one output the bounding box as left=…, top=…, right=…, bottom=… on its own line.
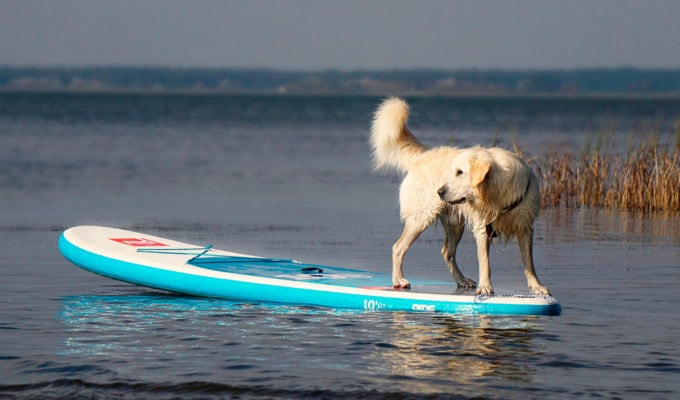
left=437, top=186, right=447, bottom=199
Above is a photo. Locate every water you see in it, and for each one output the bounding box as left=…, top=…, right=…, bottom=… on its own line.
left=1, top=93, right=679, bottom=399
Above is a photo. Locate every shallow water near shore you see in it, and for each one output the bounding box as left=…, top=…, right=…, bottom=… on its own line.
left=1, top=93, right=679, bottom=399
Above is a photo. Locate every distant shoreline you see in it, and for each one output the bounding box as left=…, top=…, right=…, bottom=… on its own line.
left=2, top=87, right=680, bottom=100
left=2, top=66, right=680, bottom=97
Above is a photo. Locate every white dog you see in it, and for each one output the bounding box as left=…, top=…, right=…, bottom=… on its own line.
left=370, top=97, right=550, bottom=295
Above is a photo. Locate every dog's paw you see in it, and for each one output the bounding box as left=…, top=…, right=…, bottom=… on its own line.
left=529, top=283, right=551, bottom=296
left=476, top=285, right=494, bottom=296
left=393, top=277, right=411, bottom=289
left=456, top=277, right=477, bottom=289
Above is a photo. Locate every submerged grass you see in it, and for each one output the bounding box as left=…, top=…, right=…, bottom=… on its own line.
left=532, top=131, right=680, bottom=214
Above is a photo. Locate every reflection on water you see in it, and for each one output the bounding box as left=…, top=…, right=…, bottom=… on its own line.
left=375, top=313, right=544, bottom=388
left=58, top=294, right=339, bottom=357
left=539, top=208, right=680, bottom=273
left=542, top=207, right=680, bottom=245
left=59, top=293, right=549, bottom=392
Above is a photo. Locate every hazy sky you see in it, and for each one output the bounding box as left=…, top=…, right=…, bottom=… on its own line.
left=2, top=0, right=679, bottom=70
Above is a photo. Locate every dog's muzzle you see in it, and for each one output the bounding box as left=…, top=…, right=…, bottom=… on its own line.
left=438, top=186, right=466, bottom=205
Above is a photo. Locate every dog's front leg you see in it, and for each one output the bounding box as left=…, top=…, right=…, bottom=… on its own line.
left=472, top=226, right=494, bottom=295
left=391, top=221, right=423, bottom=289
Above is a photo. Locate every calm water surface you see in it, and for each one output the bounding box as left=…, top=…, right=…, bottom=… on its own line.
left=1, top=93, right=679, bottom=399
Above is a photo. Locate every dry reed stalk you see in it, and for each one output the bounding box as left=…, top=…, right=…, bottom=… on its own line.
left=535, top=136, right=680, bottom=214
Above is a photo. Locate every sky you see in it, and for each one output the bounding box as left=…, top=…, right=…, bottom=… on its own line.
left=1, top=0, right=680, bottom=70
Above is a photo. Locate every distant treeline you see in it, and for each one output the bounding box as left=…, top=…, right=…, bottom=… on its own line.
left=1, top=66, right=680, bottom=95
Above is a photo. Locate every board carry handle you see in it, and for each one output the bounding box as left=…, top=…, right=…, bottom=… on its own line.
left=301, top=267, right=324, bottom=274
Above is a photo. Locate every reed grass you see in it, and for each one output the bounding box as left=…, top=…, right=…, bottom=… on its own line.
left=533, top=131, right=680, bottom=214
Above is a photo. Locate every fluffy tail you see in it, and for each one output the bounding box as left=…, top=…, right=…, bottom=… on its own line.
left=369, top=97, right=426, bottom=174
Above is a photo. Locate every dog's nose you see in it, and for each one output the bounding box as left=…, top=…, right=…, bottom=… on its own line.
left=437, top=186, right=447, bottom=199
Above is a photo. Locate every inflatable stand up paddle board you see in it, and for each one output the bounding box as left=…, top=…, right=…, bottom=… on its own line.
left=59, top=226, right=561, bottom=315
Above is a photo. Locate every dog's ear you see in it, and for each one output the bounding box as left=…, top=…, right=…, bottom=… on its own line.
left=469, top=152, right=491, bottom=187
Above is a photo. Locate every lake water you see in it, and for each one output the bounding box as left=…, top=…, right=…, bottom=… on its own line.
left=1, top=93, right=679, bottom=399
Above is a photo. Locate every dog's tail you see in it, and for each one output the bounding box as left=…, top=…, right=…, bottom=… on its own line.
left=369, top=97, right=426, bottom=174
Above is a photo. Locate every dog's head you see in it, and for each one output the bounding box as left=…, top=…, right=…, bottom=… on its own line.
left=438, top=149, right=492, bottom=205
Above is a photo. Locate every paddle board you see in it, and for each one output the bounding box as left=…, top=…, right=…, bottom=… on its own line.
left=58, top=226, right=561, bottom=316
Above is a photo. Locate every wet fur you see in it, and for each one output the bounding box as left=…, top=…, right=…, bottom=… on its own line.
left=370, top=97, right=550, bottom=295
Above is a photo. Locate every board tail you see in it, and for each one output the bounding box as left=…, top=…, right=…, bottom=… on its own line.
left=369, top=97, right=426, bottom=174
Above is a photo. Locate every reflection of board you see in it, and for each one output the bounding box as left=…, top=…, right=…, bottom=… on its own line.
left=58, top=226, right=561, bottom=316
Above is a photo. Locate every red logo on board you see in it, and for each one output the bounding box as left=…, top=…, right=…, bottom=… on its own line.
left=110, top=238, right=167, bottom=247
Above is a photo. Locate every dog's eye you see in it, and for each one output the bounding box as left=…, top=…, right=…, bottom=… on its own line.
left=455, top=169, right=463, bottom=176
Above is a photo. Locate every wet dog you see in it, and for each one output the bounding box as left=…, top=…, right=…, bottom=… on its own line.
left=369, top=97, right=550, bottom=295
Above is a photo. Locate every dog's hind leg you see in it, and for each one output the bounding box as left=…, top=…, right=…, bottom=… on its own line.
left=391, top=220, right=425, bottom=289
left=472, top=225, right=494, bottom=295
left=517, top=229, right=551, bottom=295
left=440, top=215, right=476, bottom=289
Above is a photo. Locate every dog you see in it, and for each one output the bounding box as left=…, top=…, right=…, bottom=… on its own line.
left=369, top=97, right=550, bottom=296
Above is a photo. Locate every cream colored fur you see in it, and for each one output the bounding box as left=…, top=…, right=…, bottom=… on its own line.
left=370, top=97, right=550, bottom=295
